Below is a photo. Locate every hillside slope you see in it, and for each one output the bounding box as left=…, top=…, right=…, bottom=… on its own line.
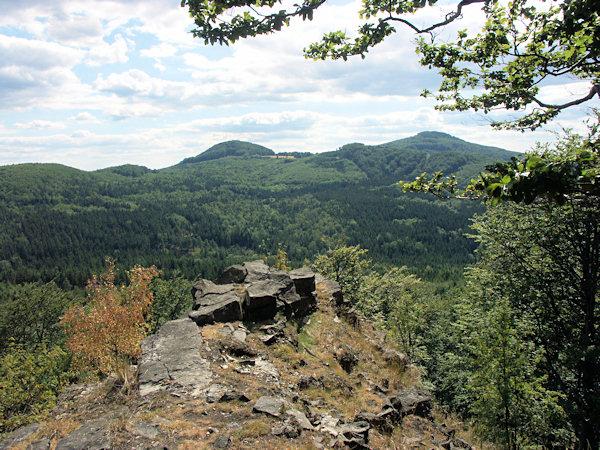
left=0, top=132, right=515, bottom=287
left=0, top=265, right=473, bottom=449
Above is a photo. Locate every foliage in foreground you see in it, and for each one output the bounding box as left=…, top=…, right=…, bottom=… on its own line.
left=61, top=260, right=160, bottom=385
left=183, top=0, right=600, bottom=130
left=148, top=274, right=193, bottom=334
left=0, top=281, right=75, bottom=354
left=0, top=343, right=71, bottom=436
left=311, top=243, right=431, bottom=360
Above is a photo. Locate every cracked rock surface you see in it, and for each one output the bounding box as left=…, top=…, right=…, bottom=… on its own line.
left=138, top=318, right=212, bottom=396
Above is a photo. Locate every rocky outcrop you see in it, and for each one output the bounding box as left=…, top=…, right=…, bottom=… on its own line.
left=1, top=261, right=475, bottom=450
left=55, top=419, right=111, bottom=450
left=0, top=423, right=43, bottom=450
left=389, top=389, right=433, bottom=420
left=138, top=318, right=212, bottom=396
left=189, top=260, right=317, bottom=326
left=189, top=281, right=243, bottom=326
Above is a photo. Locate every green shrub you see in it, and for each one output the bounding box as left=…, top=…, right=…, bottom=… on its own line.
left=0, top=342, right=71, bottom=435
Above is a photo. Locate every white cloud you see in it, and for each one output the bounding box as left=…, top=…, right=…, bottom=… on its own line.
left=141, top=43, right=177, bottom=59
left=15, top=120, right=68, bottom=130
left=104, top=102, right=164, bottom=120
left=70, top=112, right=100, bottom=122
left=0, top=36, right=83, bottom=70
left=46, top=12, right=104, bottom=45
left=86, top=34, right=132, bottom=66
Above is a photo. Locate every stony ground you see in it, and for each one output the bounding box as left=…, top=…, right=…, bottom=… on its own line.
left=1, top=277, right=474, bottom=450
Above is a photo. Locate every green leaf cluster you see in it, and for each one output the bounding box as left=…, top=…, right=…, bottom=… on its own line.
left=0, top=343, right=71, bottom=436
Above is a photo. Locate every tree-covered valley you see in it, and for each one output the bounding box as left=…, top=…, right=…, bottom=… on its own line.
left=3, top=127, right=598, bottom=448
left=0, top=131, right=510, bottom=288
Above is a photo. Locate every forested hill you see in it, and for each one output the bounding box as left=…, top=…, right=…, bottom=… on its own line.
left=0, top=131, right=515, bottom=288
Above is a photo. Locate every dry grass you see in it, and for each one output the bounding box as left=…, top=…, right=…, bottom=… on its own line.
left=179, top=439, right=211, bottom=449
left=35, top=417, right=81, bottom=449
left=201, top=323, right=227, bottom=340
left=232, top=419, right=271, bottom=439
left=9, top=277, right=467, bottom=450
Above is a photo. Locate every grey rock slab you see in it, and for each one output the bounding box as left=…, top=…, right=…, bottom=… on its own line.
left=216, top=264, right=247, bottom=284
left=27, top=439, right=50, bottom=450
left=339, top=421, right=370, bottom=440
left=245, top=280, right=287, bottom=307
left=192, top=280, right=235, bottom=303
left=139, top=318, right=212, bottom=397
left=271, top=423, right=300, bottom=438
left=133, top=422, right=159, bottom=440
left=212, top=434, right=231, bottom=448
left=218, top=323, right=234, bottom=338
left=0, top=423, right=42, bottom=450
left=242, top=260, right=271, bottom=282
left=389, top=390, right=433, bottom=419
left=286, top=408, right=314, bottom=430
left=205, top=384, right=228, bottom=403
left=189, top=292, right=243, bottom=326
left=318, top=414, right=340, bottom=436
left=243, top=280, right=286, bottom=320
left=253, top=396, right=285, bottom=417
left=265, top=268, right=295, bottom=287
left=55, top=419, right=111, bottom=450
left=232, top=329, right=247, bottom=343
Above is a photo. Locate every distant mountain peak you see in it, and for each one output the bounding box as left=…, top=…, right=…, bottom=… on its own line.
left=179, top=141, right=275, bottom=164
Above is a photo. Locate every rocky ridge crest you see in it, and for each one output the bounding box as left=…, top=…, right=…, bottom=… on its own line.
left=1, top=262, right=471, bottom=450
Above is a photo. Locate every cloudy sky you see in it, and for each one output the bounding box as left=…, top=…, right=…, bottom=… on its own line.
left=0, top=0, right=596, bottom=170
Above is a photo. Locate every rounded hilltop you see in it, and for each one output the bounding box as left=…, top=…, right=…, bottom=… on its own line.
left=179, top=141, right=275, bottom=164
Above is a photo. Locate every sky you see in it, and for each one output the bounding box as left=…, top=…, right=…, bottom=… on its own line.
left=0, top=0, right=597, bottom=171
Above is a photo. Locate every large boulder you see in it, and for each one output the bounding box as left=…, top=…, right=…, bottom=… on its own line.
left=389, top=390, right=433, bottom=420
left=188, top=298, right=242, bottom=325
left=244, top=279, right=287, bottom=320
left=253, top=396, right=285, bottom=417
left=215, top=264, right=247, bottom=284
left=191, top=279, right=235, bottom=302
left=243, top=260, right=271, bottom=282
left=190, top=281, right=243, bottom=325
left=139, top=318, right=212, bottom=396
left=289, top=267, right=316, bottom=296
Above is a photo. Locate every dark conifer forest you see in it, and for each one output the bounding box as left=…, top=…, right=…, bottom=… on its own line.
left=0, top=132, right=510, bottom=289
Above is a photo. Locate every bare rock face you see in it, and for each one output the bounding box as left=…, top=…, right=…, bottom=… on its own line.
left=189, top=281, right=243, bottom=326
left=253, top=396, right=285, bottom=417
left=289, top=267, right=316, bottom=297
left=138, top=318, right=212, bottom=396
left=215, top=264, right=247, bottom=284
left=244, top=279, right=286, bottom=320
left=55, top=419, right=111, bottom=450
left=389, top=390, right=433, bottom=420
left=189, top=262, right=317, bottom=325
left=242, top=260, right=272, bottom=283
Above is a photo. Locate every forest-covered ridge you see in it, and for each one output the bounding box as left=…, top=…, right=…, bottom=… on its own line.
left=0, top=131, right=515, bottom=288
